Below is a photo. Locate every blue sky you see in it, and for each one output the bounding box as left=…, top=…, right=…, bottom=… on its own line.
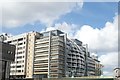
left=1, top=2, right=119, bottom=76
left=54, top=2, right=118, bottom=28
left=2, top=2, right=118, bottom=35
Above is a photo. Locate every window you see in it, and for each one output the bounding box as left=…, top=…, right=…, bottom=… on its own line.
left=43, top=32, right=49, bottom=37
left=17, top=56, right=22, bottom=59
left=17, top=61, right=21, bottom=63
left=18, top=47, right=22, bottom=50
left=18, top=38, right=23, bottom=41
left=17, top=70, right=21, bottom=72
left=17, top=60, right=24, bottom=63
left=18, top=43, right=23, bottom=45
left=17, top=52, right=22, bottom=54
left=13, top=40, right=17, bottom=42
left=11, top=70, right=15, bottom=73
left=8, top=41, right=11, bottom=43
left=11, top=66, right=15, bottom=68
left=16, top=65, right=21, bottom=68
left=23, top=46, right=25, bottom=49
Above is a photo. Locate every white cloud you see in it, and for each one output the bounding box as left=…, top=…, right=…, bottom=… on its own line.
left=42, top=22, right=78, bottom=38
left=0, top=0, right=83, bottom=2
left=99, top=52, right=118, bottom=76
left=84, top=0, right=119, bottom=2
left=99, top=52, right=118, bottom=67
left=75, top=15, right=118, bottom=53
left=1, top=2, right=83, bottom=28
left=103, top=71, right=113, bottom=76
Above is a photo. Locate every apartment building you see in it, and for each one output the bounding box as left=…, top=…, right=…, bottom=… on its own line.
left=87, top=54, right=96, bottom=76
left=3, top=30, right=102, bottom=79
left=34, top=30, right=65, bottom=78
left=4, top=31, right=41, bottom=79
left=65, top=39, right=86, bottom=77
left=26, top=32, right=41, bottom=78
left=4, top=33, right=28, bottom=79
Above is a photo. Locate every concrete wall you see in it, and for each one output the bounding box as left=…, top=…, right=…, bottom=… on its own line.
left=1, top=42, right=15, bottom=61
left=0, top=42, right=15, bottom=80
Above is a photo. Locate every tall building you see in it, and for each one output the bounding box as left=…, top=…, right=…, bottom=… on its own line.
left=4, top=30, right=102, bottom=79
left=0, top=42, right=15, bottom=80
left=33, top=30, right=66, bottom=78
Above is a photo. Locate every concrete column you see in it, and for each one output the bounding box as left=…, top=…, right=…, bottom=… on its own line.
left=64, top=34, right=67, bottom=77
left=5, top=61, right=10, bottom=79
left=48, top=32, right=51, bottom=78
left=84, top=44, right=88, bottom=76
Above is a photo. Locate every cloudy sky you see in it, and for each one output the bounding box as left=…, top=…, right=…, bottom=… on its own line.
left=1, top=0, right=119, bottom=76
